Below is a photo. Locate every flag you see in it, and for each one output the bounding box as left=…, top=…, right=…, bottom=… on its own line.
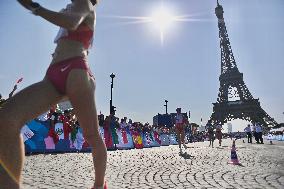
left=21, top=125, right=34, bottom=142
left=16, top=78, right=23, bottom=84
left=44, top=136, right=55, bottom=149
left=121, top=129, right=128, bottom=144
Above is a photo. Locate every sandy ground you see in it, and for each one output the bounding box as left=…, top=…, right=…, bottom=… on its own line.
left=22, top=139, right=284, bottom=189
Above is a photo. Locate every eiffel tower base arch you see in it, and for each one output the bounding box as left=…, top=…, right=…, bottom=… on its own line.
left=210, top=99, right=277, bottom=128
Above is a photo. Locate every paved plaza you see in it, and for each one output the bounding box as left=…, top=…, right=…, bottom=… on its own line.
left=22, top=139, right=284, bottom=189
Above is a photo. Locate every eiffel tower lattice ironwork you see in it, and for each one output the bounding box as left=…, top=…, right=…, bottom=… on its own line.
left=210, top=0, right=278, bottom=127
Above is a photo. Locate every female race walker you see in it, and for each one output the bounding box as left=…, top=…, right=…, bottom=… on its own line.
left=215, top=123, right=223, bottom=146
left=206, top=121, right=215, bottom=148
left=0, top=0, right=107, bottom=188
left=175, top=108, right=188, bottom=155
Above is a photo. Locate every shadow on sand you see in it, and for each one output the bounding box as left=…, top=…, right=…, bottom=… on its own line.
left=179, top=152, right=194, bottom=159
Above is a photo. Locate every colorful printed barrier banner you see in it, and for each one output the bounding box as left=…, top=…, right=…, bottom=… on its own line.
left=142, top=132, right=153, bottom=148
left=116, top=128, right=134, bottom=149
left=169, top=134, right=178, bottom=145
left=22, top=120, right=189, bottom=154
left=132, top=131, right=143, bottom=149
left=143, top=132, right=161, bottom=147
left=101, top=126, right=114, bottom=149
left=153, top=131, right=161, bottom=146
left=21, top=125, right=34, bottom=142
left=24, top=120, right=49, bottom=152
left=160, top=134, right=170, bottom=146
left=277, top=135, right=284, bottom=141
left=23, top=120, right=91, bottom=153
left=266, top=134, right=273, bottom=140
left=266, top=134, right=284, bottom=141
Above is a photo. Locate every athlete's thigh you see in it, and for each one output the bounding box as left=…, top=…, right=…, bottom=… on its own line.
left=66, top=69, right=98, bottom=134
left=0, top=78, right=64, bottom=127
left=180, top=129, right=185, bottom=137
left=175, top=128, right=181, bottom=138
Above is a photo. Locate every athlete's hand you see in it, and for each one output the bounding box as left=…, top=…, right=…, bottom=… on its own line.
left=17, top=0, right=33, bottom=10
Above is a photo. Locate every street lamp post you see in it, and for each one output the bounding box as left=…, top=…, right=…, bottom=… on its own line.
left=110, top=73, right=115, bottom=115
left=164, top=100, right=168, bottom=114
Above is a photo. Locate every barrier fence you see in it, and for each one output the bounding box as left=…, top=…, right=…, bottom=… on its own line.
left=22, top=120, right=284, bottom=154
left=22, top=120, right=190, bottom=154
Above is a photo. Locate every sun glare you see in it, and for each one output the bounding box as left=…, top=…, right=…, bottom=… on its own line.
left=150, top=7, right=174, bottom=31
left=149, top=6, right=176, bottom=45
left=102, top=1, right=206, bottom=45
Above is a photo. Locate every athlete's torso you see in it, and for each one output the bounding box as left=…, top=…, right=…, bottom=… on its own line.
left=51, top=2, right=95, bottom=64
left=207, top=125, right=214, bottom=134
left=216, top=125, right=222, bottom=132
left=175, top=114, right=184, bottom=124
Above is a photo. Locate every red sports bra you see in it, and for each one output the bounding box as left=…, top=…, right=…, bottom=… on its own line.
left=60, top=24, right=93, bottom=49
left=54, top=3, right=94, bottom=49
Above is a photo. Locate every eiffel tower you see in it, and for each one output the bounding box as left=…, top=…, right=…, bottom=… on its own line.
left=210, top=0, right=278, bottom=127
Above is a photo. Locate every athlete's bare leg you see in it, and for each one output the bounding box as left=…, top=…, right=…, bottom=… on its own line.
left=180, top=129, right=187, bottom=149
left=0, top=79, right=63, bottom=188
left=175, top=128, right=181, bottom=149
left=66, top=69, right=107, bottom=188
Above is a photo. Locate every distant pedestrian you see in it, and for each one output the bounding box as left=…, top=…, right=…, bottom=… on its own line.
left=252, top=124, right=258, bottom=143
left=215, top=124, right=223, bottom=146
left=228, top=132, right=233, bottom=140
left=244, top=124, right=252, bottom=143
left=206, top=121, right=215, bottom=148
left=255, top=123, right=264, bottom=144
left=109, top=111, right=119, bottom=149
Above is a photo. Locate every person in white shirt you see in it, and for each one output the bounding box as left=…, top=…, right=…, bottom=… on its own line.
left=244, top=124, right=252, bottom=143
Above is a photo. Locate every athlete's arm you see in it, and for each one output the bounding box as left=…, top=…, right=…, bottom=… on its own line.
left=8, top=85, right=17, bottom=98
left=17, top=0, right=33, bottom=10
left=17, top=0, right=92, bottom=31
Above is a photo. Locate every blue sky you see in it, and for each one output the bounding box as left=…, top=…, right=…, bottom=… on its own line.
left=0, top=0, right=283, bottom=131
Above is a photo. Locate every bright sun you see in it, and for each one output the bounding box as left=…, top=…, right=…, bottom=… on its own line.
left=104, top=1, right=200, bottom=45
left=150, top=7, right=174, bottom=31
left=149, top=6, right=176, bottom=44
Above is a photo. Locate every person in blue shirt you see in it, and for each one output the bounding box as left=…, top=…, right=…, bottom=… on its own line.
left=244, top=124, right=252, bottom=143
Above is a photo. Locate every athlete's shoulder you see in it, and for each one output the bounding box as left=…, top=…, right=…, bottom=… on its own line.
left=73, top=0, right=93, bottom=11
